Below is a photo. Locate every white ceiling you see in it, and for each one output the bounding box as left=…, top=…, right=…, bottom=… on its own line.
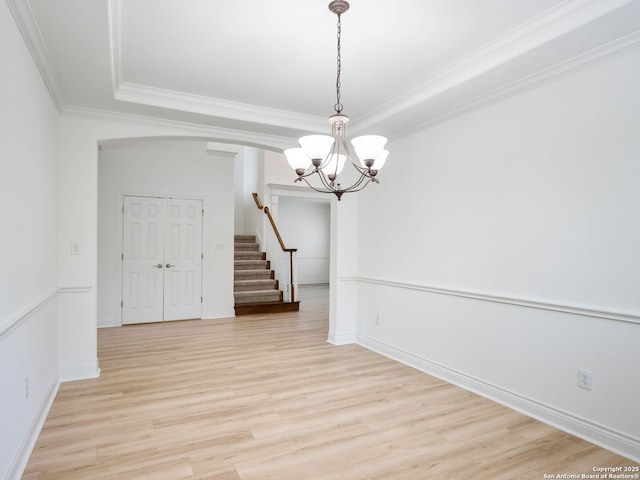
left=8, top=0, right=640, bottom=144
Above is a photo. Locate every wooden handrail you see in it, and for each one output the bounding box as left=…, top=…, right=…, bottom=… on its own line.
left=252, top=192, right=264, bottom=210
left=264, top=207, right=297, bottom=253
left=253, top=193, right=297, bottom=303
left=252, top=194, right=296, bottom=253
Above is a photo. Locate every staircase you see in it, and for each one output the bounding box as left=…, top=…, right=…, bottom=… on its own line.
left=234, top=235, right=300, bottom=315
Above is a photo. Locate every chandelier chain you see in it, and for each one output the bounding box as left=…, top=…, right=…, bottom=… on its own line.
left=335, top=13, right=343, bottom=114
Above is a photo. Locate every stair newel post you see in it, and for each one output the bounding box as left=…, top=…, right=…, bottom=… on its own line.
left=289, top=250, right=295, bottom=303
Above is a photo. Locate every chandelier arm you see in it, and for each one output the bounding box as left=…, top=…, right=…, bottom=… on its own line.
left=296, top=175, right=345, bottom=197
left=348, top=160, right=370, bottom=175
left=317, top=170, right=338, bottom=190
left=340, top=177, right=376, bottom=194
left=340, top=171, right=370, bottom=192
left=295, top=168, right=321, bottom=180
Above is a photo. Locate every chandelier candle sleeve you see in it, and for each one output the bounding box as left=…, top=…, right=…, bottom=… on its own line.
left=284, top=0, right=389, bottom=201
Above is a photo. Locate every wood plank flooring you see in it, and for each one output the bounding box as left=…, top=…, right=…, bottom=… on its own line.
left=23, top=284, right=636, bottom=479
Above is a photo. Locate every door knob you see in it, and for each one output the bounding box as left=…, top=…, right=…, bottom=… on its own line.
left=166, top=264, right=175, bottom=268
left=154, top=264, right=163, bottom=268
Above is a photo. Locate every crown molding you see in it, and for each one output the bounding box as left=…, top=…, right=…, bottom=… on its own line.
left=113, top=82, right=327, bottom=133
left=62, top=105, right=296, bottom=151
left=6, top=0, right=66, bottom=112
left=352, top=0, right=635, bottom=134
left=394, top=29, right=640, bottom=139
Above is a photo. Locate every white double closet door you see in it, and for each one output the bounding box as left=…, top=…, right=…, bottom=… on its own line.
left=122, top=196, right=203, bottom=325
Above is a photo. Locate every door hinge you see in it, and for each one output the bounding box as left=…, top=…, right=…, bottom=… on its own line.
left=201, top=252, right=204, bottom=260
left=122, top=205, right=125, bottom=213
left=201, top=296, right=203, bottom=303
left=121, top=253, right=124, bottom=260
left=201, top=209, right=204, bottom=217
left=121, top=300, right=124, bottom=308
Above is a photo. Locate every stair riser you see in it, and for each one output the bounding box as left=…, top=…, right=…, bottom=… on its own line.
left=235, top=272, right=273, bottom=281
left=235, top=301, right=299, bottom=315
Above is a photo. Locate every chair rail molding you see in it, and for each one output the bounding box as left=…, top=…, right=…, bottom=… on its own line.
left=0, top=287, right=58, bottom=340
left=351, top=276, right=640, bottom=325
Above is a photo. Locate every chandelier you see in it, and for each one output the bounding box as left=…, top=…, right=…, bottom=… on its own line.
left=284, top=0, right=388, bottom=201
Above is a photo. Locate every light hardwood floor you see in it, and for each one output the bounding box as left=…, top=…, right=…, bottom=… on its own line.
left=24, top=284, right=636, bottom=479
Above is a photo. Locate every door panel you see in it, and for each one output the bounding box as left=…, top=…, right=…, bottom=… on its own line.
left=163, top=198, right=203, bottom=321
left=122, top=196, right=165, bottom=324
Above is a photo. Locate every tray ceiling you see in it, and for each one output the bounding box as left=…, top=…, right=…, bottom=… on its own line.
left=8, top=0, right=640, bottom=143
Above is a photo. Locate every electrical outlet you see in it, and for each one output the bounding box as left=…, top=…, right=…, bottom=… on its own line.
left=578, top=369, right=593, bottom=391
left=25, top=378, right=29, bottom=399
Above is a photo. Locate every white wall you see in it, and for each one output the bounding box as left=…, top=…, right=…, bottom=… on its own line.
left=233, top=145, right=264, bottom=237
left=354, top=50, right=640, bottom=460
left=278, top=197, right=330, bottom=284
left=98, top=139, right=236, bottom=326
left=0, top=2, right=60, bottom=478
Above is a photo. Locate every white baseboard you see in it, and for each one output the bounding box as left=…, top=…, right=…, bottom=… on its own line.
left=357, top=333, right=640, bottom=463
left=4, top=380, right=60, bottom=480
left=98, top=316, right=117, bottom=328
left=205, top=309, right=236, bottom=320
left=59, top=359, right=100, bottom=382
left=327, top=331, right=356, bottom=345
